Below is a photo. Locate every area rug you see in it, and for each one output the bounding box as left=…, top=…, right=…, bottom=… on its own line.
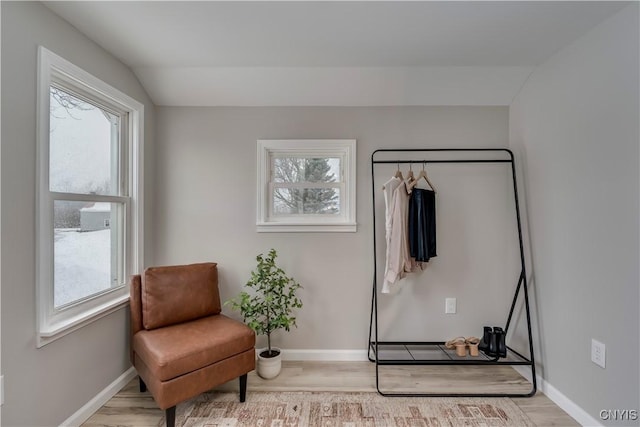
left=161, top=391, right=536, bottom=427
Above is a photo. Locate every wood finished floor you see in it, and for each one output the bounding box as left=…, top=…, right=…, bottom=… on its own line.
left=82, top=361, right=579, bottom=427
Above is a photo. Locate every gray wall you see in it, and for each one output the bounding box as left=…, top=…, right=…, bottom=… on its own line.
left=1, top=2, right=155, bottom=425
left=154, top=106, right=521, bottom=351
left=509, top=5, right=639, bottom=424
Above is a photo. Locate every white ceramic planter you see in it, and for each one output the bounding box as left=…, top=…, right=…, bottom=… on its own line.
left=257, top=348, right=282, bottom=379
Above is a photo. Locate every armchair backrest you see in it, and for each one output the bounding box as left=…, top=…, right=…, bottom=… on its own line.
left=130, top=262, right=221, bottom=331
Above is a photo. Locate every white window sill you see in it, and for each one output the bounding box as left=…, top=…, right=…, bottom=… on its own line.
left=257, top=222, right=357, bottom=233
left=37, top=294, right=129, bottom=348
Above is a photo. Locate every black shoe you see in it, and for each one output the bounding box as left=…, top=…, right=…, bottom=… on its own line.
left=493, top=327, right=507, bottom=358
left=479, top=326, right=492, bottom=353
left=487, top=328, right=498, bottom=357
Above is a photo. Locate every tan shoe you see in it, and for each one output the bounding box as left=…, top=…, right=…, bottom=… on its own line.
left=445, top=337, right=467, bottom=356
left=466, top=337, right=480, bottom=356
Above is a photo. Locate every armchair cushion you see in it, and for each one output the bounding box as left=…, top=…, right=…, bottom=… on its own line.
left=142, top=262, right=221, bottom=330
left=133, top=314, right=255, bottom=381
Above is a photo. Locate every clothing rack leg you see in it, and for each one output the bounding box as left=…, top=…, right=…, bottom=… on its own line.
left=508, top=150, right=537, bottom=396
left=522, top=274, right=537, bottom=395
left=369, top=151, right=382, bottom=390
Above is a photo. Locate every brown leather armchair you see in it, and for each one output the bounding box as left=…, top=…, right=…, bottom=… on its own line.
left=130, top=262, right=255, bottom=427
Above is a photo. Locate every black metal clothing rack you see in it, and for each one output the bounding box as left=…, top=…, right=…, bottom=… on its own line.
left=368, top=148, right=536, bottom=397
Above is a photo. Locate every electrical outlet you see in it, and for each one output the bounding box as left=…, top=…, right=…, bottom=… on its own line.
left=591, top=339, right=606, bottom=369
left=445, top=298, right=456, bottom=314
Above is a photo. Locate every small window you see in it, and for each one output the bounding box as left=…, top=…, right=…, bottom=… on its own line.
left=37, top=47, right=144, bottom=346
left=257, top=140, right=356, bottom=232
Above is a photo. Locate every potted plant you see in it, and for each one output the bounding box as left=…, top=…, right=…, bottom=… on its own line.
left=226, top=248, right=302, bottom=379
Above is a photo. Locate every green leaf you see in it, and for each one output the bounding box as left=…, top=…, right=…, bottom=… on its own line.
left=223, top=248, right=303, bottom=353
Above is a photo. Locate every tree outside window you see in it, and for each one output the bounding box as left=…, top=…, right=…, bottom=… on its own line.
left=273, top=157, right=340, bottom=215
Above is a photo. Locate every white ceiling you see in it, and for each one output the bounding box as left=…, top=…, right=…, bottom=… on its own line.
left=45, top=1, right=629, bottom=106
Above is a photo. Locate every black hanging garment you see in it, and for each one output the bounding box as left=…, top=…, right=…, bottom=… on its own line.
left=408, top=188, right=436, bottom=262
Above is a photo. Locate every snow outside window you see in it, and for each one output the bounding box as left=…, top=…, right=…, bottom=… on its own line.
left=37, top=47, right=144, bottom=346
left=257, top=140, right=356, bottom=232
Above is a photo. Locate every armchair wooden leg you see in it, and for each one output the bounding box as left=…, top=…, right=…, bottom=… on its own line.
left=139, top=377, right=147, bottom=393
left=239, top=373, right=248, bottom=402
left=166, top=406, right=176, bottom=427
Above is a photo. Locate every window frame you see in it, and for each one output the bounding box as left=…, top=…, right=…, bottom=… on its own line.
left=36, top=47, right=144, bottom=347
left=256, top=139, right=356, bottom=232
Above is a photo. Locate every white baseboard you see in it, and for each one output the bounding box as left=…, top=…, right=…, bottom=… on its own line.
left=280, top=348, right=369, bottom=361
left=59, top=367, right=137, bottom=427
left=512, top=366, right=601, bottom=427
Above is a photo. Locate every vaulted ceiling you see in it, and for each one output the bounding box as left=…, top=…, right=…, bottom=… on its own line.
left=45, top=1, right=629, bottom=106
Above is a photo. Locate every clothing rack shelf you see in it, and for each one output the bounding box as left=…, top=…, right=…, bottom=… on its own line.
left=368, top=148, right=536, bottom=398
left=370, top=342, right=531, bottom=365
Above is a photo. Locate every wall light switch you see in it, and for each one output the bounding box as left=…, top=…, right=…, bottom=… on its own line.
left=445, top=298, right=456, bottom=314
left=591, top=339, right=606, bottom=369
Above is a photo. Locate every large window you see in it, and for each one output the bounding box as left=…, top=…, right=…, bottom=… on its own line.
left=37, top=47, right=144, bottom=346
left=257, top=140, right=356, bottom=232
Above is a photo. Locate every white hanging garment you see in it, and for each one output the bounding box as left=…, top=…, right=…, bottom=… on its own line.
left=383, top=179, right=414, bottom=293
left=381, top=176, right=401, bottom=293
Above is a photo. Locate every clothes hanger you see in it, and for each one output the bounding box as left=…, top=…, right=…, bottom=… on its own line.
left=394, top=162, right=404, bottom=179
left=406, top=162, right=415, bottom=182
left=408, top=161, right=437, bottom=193
left=383, top=163, right=404, bottom=190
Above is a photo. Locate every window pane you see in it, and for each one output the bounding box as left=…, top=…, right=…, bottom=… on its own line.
left=273, top=188, right=340, bottom=215
left=273, top=157, right=340, bottom=183
left=49, top=86, right=119, bottom=195
left=54, top=200, right=124, bottom=308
